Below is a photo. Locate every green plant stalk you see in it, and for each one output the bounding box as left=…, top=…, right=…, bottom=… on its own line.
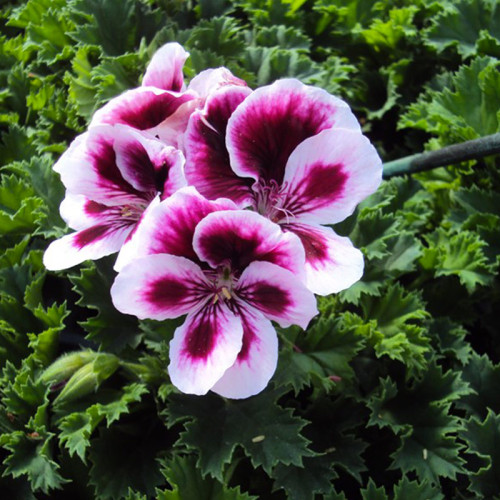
left=383, top=132, right=500, bottom=178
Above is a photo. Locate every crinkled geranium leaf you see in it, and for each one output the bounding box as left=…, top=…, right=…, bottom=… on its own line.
left=69, top=258, right=141, bottom=353
left=88, top=418, right=167, bottom=500
left=157, top=455, right=257, bottom=500
left=163, top=390, right=313, bottom=480
left=273, top=316, right=365, bottom=394
left=462, top=411, right=500, bottom=498
left=367, top=362, right=471, bottom=483
left=272, top=455, right=336, bottom=500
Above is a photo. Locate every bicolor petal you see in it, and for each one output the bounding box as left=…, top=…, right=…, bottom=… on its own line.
left=54, top=126, right=144, bottom=206
left=142, top=42, right=188, bottom=92
left=226, top=78, right=361, bottom=185
left=211, top=304, right=278, bottom=399
left=113, top=125, right=186, bottom=197
left=235, top=261, right=317, bottom=329
left=114, top=187, right=237, bottom=269
left=193, top=210, right=306, bottom=276
left=185, top=86, right=254, bottom=207
left=111, top=254, right=211, bottom=320
left=168, top=302, right=243, bottom=395
left=90, top=87, right=196, bottom=145
left=59, top=193, right=110, bottom=231
left=43, top=220, right=133, bottom=271
left=282, top=128, right=383, bottom=225
left=283, top=223, right=364, bottom=296
left=187, top=67, right=247, bottom=100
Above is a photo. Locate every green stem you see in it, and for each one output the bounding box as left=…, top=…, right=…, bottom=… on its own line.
left=382, top=133, right=500, bottom=178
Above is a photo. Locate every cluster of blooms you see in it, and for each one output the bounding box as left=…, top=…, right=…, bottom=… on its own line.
left=44, top=43, right=382, bottom=399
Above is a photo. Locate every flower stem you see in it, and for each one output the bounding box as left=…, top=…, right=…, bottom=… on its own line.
left=382, top=133, right=500, bottom=179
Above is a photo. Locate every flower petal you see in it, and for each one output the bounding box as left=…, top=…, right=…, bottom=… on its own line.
left=193, top=210, right=306, bottom=276
left=59, top=193, right=110, bottom=230
left=113, top=125, right=186, bottom=197
left=43, top=220, right=133, bottom=271
left=168, top=302, right=243, bottom=395
left=187, top=67, right=247, bottom=99
left=111, top=254, right=210, bottom=320
left=282, top=128, right=382, bottom=225
left=226, top=78, right=361, bottom=184
left=90, top=87, right=196, bottom=145
left=185, top=86, right=254, bottom=207
left=211, top=304, right=278, bottom=399
left=142, top=42, right=188, bottom=92
left=113, top=187, right=237, bottom=270
left=54, top=126, right=145, bottom=206
left=283, top=223, right=364, bottom=295
left=235, top=261, right=317, bottom=329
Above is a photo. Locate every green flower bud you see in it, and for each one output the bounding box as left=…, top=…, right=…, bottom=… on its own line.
left=41, top=350, right=98, bottom=384
left=53, top=353, right=119, bottom=405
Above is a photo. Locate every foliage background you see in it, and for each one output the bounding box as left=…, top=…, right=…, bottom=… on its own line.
left=1, top=0, right=500, bottom=498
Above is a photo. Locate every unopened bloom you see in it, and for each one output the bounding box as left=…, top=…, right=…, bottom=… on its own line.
left=43, top=124, right=185, bottom=270
left=185, top=79, right=383, bottom=295
left=111, top=187, right=317, bottom=398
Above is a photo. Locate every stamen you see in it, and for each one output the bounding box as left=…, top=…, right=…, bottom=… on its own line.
left=212, top=294, right=219, bottom=304
left=221, top=287, right=232, bottom=300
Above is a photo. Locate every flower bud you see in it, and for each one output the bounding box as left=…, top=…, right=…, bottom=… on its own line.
left=53, top=353, right=119, bottom=405
left=41, top=350, right=98, bottom=385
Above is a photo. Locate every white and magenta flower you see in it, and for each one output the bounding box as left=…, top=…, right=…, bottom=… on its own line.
left=43, top=124, right=186, bottom=271
left=111, top=187, right=317, bottom=398
left=89, top=43, right=247, bottom=149
left=184, top=78, right=383, bottom=295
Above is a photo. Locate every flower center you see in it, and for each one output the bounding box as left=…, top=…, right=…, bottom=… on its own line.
left=210, top=266, right=236, bottom=304
left=120, top=202, right=148, bottom=222
left=253, top=179, right=294, bottom=223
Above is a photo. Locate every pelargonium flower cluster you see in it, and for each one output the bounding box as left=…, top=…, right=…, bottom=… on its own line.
left=44, top=43, right=382, bottom=399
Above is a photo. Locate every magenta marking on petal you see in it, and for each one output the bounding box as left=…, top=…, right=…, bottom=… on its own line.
left=84, top=200, right=109, bottom=215
left=237, top=281, right=290, bottom=318
left=122, top=92, right=192, bottom=129
left=227, top=80, right=354, bottom=184
left=194, top=210, right=304, bottom=276
left=185, top=87, right=253, bottom=206
left=143, top=277, right=198, bottom=314
left=117, top=140, right=156, bottom=192
left=182, top=303, right=221, bottom=359
left=232, top=304, right=258, bottom=362
left=99, top=90, right=194, bottom=131
left=73, top=225, right=113, bottom=249
left=143, top=189, right=237, bottom=263
left=90, top=136, right=143, bottom=199
left=284, top=162, right=348, bottom=216
left=283, top=223, right=329, bottom=268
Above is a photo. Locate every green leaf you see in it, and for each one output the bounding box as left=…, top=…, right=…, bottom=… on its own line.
left=426, top=0, right=500, bottom=57
left=0, top=431, right=68, bottom=494
left=164, top=390, right=313, bottom=480
left=458, top=352, right=500, bottom=419
left=462, top=410, right=500, bottom=498
left=274, top=316, right=365, bottom=393
left=0, top=174, right=43, bottom=235
left=58, top=383, right=148, bottom=462
left=272, top=455, right=336, bottom=500
left=368, top=362, right=470, bottom=483
left=360, top=283, right=430, bottom=373
left=360, top=478, right=387, bottom=500
left=158, top=455, right=257, bottom=500
left=88, top=419, right=166, bottom=499
left=393, top=475, right=444, bottom=499
left=421, top=228, right=496, bottom=293
left=69, top=259, right=142, bottom=352
left=401, top=57, right=500, bottom=141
